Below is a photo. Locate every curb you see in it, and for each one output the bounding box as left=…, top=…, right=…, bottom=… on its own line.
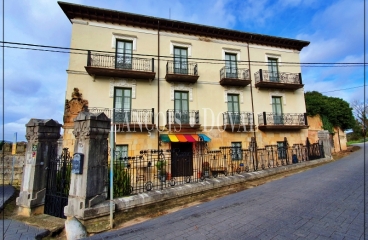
left=113, top=157, right=333, bottom=211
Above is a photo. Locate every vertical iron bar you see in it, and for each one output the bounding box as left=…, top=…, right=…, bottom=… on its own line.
left=87, top=50, right=91, bottom=66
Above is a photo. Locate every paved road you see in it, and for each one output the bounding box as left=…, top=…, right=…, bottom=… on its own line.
left=0, top=185, right=50, bottom=240
left=88, top=144, right=367, bottom=240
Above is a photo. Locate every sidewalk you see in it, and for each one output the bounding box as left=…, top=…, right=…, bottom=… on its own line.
left=0, top=185, right=50, bottom=240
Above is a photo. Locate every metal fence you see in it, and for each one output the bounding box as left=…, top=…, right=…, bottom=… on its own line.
left=87, top=51, right=154, bottom=72
left=254, top=69, right=302, bottom=84
left=166, top=61, right=198, bottom=76
left=109, top=138, right=324, bottom=198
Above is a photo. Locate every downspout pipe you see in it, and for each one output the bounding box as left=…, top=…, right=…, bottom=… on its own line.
left=247, top=36, right=257, bottom=143
left=157, top=20, right=160, bottom=151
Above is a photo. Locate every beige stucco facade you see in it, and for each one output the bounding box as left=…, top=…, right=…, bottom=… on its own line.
left=61, top=5, right=310, bottom=156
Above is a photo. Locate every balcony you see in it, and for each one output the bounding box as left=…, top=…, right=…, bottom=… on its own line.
left=220, top=67, right=251, bottom=87
left=254, top=69, right=304, bottom=90
left=85, top=51, right=156, bottom=80
left=258, top=112, right=308, bottom=130
left=89, top=107, right=155, bottom=131
left=165, top=61, right=199, bottom=83
left=166, top=109, right=200, bottom=131
left=223, top=111, right=255, bottom=132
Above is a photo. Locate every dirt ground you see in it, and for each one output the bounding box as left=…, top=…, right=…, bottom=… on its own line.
left=1, top=145, right=361, bottom=239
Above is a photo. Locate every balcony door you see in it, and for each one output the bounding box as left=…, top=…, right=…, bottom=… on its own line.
left=227, top=94, right=240, bottom=124
left=174, top=47, right=188, bottom=74
left=114, top=88, right=131, bottom=123
left=174, top=91, right=189, bottom=124
left=225, top=53, right=237, bottom=78
left=268, top=58, right=279, bottom=82
left=272, top=96, right=283, bottom=124
left=116, top=40, right=133, bottom=70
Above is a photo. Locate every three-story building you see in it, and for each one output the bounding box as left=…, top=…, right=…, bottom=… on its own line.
left=59, top=1, right=310, bottom=161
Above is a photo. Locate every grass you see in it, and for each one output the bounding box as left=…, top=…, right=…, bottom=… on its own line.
left=347, top=139, right=368, bottom=146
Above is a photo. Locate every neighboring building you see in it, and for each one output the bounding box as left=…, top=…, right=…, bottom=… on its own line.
left=59, top=2, right=310, bottom=158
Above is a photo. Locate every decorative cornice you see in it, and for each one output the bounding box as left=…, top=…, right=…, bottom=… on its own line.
left=109, top=79, right=136, bottom=98
left=224, top=88, right=244, bottom=104
left=58, top=2, right=310, bottom=51
left=170, top=83, right=193, bottom=101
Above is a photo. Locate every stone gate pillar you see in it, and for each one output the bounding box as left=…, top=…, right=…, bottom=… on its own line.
left=318, top=130, right=332, bottom=159
left=64, top=112, right=112, bottom=231
left=16, top=119, right=61, bottom=216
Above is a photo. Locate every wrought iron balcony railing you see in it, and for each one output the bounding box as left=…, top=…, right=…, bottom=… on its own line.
left=254, top=69, right=302, bottom=85
left=86, top=51, right=154, bottom=72
left=166, top=61, right=198, bottom=76
left=89, top=107, right=154, bottom=125
left=223, top=111, right=254, bottom=125
left=220, top=67, right=250, bottom=80
left=166, top=109, right=199, bottom=125
left=258, top=112, right=308, bottom=126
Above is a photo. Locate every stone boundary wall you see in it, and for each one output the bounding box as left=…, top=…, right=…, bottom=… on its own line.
left=0, top=153, right=25, bottom=186
left=105, top=157, right=332, bottom=213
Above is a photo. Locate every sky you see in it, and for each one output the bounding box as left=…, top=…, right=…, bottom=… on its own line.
left=1, top=0, right=366, bottom=141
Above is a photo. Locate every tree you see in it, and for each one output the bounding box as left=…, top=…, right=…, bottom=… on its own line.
left=305, top=91, right=355, bottom=132
left=350, top=99, right=368, bottom=137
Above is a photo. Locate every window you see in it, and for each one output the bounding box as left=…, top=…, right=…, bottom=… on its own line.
left=114, top=88, right=132, bottom=123
left=225, top=53, right=237, bottom=78
left=116, top=40, right=133, bottom=69
left=174, top=91, right=189, bottom=124
left=227, top=94, right=240, bottom=124
left=116, top=145, right=128, bottom=161
left=174, top=47, right=188, bottom=74
left=277, top=142, right=286, bottom=159
left=268, top=58, right=279, bottom=82
left=231, top=142, right=242, bottom=160
left=272, top=96, right=283, bottom=124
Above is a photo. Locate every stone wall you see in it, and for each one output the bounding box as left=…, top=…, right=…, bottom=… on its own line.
left=0, top=142, right=27, bottom=186
left=307, top=115, right=347, bottom=152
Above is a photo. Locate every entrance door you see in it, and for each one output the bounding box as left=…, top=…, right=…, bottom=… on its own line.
left=114, top=88, right=131, bottom=123
left=171, top=142, right=193, bottom=177
left=174, top=91, right=189, bottom=124
left=272, top=96, right=283, bottom=124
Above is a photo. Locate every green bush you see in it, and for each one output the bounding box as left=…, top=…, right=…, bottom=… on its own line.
left=111, top=165, right=132, bottom=198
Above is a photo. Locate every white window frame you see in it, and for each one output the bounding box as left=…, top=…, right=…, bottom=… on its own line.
left=222, top=48, right=241, bottom=61
left=170, top=41, right=192, bottom=57
left=265, top=53, right=282, bottom=67
left=269, top=91, right=286, bottom=105
left=112, top=33, right=137, bottom=51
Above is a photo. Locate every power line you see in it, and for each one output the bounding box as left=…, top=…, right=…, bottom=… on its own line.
left=2, top=41, right=367, bottom=66
left=3, top=41, right=367, bottom=95
left=2, top=45, right=366, bottom=68
left=320, top=85, right=366, bottom=93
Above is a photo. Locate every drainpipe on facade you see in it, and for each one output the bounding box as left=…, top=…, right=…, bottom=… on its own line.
left=157, top=20, right=160, bottom=151
left=247, top=37, right=257, bottom=143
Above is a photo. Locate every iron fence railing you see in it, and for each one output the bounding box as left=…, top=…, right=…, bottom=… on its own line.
left=87, top=51, right=154, bottom=72
left=108, top=138, right=324, bottom=198
left=89, top=107, right=154, bottom=125
left=254, top=69, right=302, bottom=84
left=258, top=112, right=308, bottom=126
left=166, top=109, right=199, bottom=125
left=223, top=111, right=253, bottom=125
left=220, top=67, right=250, bottom=80
left=166, top=61, right=198, bottom=76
